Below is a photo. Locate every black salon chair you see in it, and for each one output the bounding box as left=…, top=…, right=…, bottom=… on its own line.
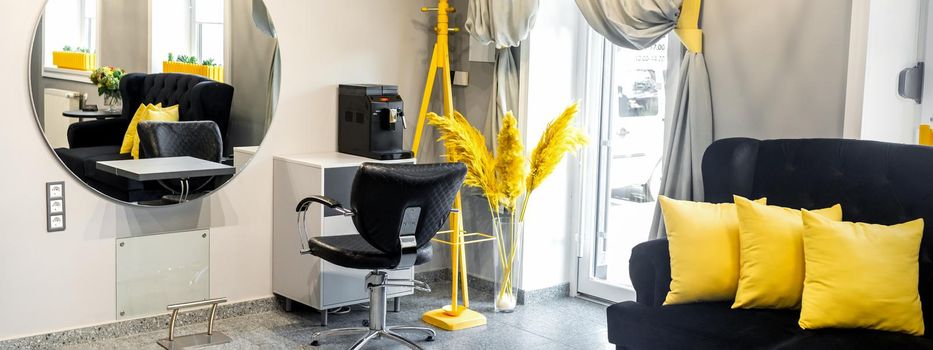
left=137, top=120, right=225, bottom=203
left=295, top=162, right=466, bottom=350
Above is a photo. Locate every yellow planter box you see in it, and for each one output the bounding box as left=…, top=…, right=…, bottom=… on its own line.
left=162, top=61, right=225, bottom=83
left=52, top=51, right=96, bottom=71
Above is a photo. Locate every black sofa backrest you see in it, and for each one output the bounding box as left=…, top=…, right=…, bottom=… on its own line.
left=120, top=73, right=234, bottom=146
left=702, top=138, right=933, bottom=329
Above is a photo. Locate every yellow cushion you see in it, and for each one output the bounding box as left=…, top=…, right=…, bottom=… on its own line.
left=799, top=211, right=925, bottom=336
left=119, top=103, right=160, bottom=155
left=732, top=196, right=842, bottom=309
left=659, top=196, right=766, bottom=305
left=130, top=104, right=179, bottom=159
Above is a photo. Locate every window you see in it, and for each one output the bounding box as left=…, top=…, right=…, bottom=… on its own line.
left=43, top=0, right=98, bottom=71
left=151, top=0, right=225, bottom=72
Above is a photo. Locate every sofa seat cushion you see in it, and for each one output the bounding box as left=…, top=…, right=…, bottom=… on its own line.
left=607, top=301, right=933, bottom=350
left=55, top=146, right=121, bottom=178
left=55, top=146, right=145, bottom=192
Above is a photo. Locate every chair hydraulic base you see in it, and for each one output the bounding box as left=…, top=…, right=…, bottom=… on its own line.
left=310, top=271, right=436, bottom=350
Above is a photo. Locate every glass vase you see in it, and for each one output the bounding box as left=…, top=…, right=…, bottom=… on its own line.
left=493, top=212, right=523, bottom=313
left=103, top=93, right=121, bottom=112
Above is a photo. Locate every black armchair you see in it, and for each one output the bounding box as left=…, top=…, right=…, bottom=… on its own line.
left=55, top=73, right=234, bottom=203
left=295, top=163, right=467, bottom=350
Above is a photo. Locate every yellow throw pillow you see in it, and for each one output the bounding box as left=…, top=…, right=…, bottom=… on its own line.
left=131, top=104, right=179, bottom=159
left=799, top=211, right=925, bottom=336
left=120, top=103, right=160, bottom=155
left=659, top=196, right=766, bottom=305
left=732, top=196, right=842, bottom=309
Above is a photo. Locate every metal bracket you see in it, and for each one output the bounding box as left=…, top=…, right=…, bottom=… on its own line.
left=157, top=298, right=231, bottom=349
left=899, top=62, right=924, bottom=104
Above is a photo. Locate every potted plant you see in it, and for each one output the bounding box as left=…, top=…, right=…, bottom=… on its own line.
left=52, top=46, right=96, bottom=71
left=428, top=103, right=588, bottom=312
left=89, top=66, right=125, bottom=112
left=162, top=53, right=225, bottom=82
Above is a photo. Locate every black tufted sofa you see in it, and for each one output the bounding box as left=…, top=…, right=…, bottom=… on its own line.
left=607, top=138, right=933, bottom=349
left=55, top=73, right=234, bottom=202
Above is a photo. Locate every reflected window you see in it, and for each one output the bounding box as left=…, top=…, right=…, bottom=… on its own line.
left=43, top=0, right=98, bottom=70
left=151, top=0, right=225, bottom=72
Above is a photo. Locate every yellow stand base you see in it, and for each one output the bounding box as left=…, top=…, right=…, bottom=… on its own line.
left=422, top=308, right=487, bottom=331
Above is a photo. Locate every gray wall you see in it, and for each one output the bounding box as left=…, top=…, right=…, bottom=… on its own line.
left=704, top=0, right=852, bottom=139
left=227, top=0, right=279, bottom=151
left=99, top=0, right=149, bottom=73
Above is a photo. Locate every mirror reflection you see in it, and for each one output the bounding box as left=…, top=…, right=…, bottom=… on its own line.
left=30, top=0, right=279, bottom=206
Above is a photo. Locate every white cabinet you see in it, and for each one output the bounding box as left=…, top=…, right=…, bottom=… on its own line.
left=233, top=146, right=259, bottom=173
left=272, top=152, right=414, bottom=324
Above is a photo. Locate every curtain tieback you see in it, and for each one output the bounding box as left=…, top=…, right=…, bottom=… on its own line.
left=675, top=0, right=703, bottom=53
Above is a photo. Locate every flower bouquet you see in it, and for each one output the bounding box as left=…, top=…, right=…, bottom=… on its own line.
left=89, top=66, right=125, bottom=112
left=428, top=103, right=588, bottom=312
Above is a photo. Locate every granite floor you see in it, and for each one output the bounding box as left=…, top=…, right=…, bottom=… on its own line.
left=53, top=282, right=611, bottom=350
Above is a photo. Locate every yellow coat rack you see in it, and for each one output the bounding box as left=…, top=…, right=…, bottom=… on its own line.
left=412, top=0, right=490, bottom=331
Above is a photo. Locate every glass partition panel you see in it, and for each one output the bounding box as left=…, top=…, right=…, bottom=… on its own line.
left=116, top=229, right=210, bottom=319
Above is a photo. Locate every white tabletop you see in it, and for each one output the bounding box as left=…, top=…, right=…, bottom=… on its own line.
left=96, top=156, right=236, bottom=181
left=274, top=152, right=415, bottom=169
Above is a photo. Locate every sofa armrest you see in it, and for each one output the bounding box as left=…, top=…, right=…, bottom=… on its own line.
left=630, top=238, right=671, bottom=307
left=67, top=118, right=130, bottom=149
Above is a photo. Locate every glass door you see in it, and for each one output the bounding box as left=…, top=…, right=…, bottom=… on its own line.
left=577, top=31, right=671, bottom=302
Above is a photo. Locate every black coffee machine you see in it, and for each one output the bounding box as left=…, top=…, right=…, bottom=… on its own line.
left=338, top=84, right=414, bottom=160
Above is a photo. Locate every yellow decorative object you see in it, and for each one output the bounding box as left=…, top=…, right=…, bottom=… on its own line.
left=52, top=51, right=96, bottom=71
left=674, top=0, right=703, bottom=53
left=799, top=211, right=925, bottom=336
left=526, top=103, right=588, bottom=196
left=131, top=104, right=179, bottom=159
left=658, top=196, right=766, bottom=305
left=920, top=124, right=933, bottom=146
left=413, top=0, right=487, bottom=331
left=121, top=103, right=161, bottom=155
left=427, top=104, right=586, bottom=312
left=732, top=196, right=842, bottom=310
left=163, top=61, right=225, bottom=83
left=494, top=113, right=526, bottom=211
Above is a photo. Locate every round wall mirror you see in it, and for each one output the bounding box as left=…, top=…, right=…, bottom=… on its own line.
left=29, top=0, right=280, bottom=206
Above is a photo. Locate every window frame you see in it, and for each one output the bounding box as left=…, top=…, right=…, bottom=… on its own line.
left=148, top=0, right=230, bottom=74
left=41, top=0, right=102, bottom=83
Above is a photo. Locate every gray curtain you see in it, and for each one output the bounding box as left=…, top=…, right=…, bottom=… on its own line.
left=465, top=0, right=539, bottom=149
left=575, top=0, right=713, bottom=239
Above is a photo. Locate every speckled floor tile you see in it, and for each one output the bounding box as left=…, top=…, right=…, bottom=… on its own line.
left=18, top=282, right=610, bottom=350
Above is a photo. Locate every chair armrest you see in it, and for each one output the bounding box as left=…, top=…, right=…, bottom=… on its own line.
left=296, top=195, right=344, bottom=211
left=629, top=239, right=671, bottom=307
left=67, top=118, right=130, bottom=148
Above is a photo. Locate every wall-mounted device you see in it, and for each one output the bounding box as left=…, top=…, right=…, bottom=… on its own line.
left=46, top=181, right=65, bottom=232
left=338, top=84, right=413, bottom=160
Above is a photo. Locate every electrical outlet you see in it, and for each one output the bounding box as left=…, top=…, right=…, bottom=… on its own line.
left=46, top=182, right=65, bottom=232
left=49, top=199, right=64, bottom=214
left=49, top=215, right=65, bottom=231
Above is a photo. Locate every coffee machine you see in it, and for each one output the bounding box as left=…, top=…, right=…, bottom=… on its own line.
left=337, top=84, right=414, bottom=160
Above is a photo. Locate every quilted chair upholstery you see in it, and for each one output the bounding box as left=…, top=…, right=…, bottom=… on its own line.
left=137, top=120, right=224, bottom=196
left=608, top=138, right=933, bottom=349
left=56, top=73, right=233, bottom=202
left=307, top=163, right=467, bottom=270
left=137, top=121, right=222, bottom=162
